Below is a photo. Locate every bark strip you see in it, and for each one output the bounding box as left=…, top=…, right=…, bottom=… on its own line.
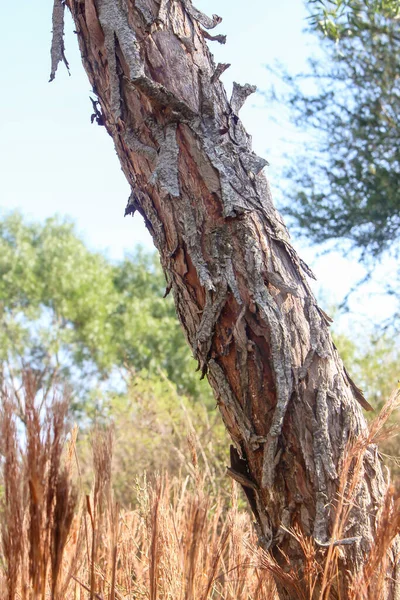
left=50, top=0, right=70, bottom=82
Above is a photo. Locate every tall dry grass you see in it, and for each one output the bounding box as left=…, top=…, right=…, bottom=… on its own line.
left=1, top=373, right=400, bottom=599
left=0, top=374, right=276, bottom=599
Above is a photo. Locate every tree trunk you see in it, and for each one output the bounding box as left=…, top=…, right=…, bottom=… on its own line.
left=56, top=0, right=399, bottom=596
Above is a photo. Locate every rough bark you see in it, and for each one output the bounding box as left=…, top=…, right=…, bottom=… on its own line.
left=56, top=0, right=398, bottom=596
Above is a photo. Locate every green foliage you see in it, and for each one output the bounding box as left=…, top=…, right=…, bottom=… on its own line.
left=279, top=7, right=400, bottom=262
left=77, top=374, right=229, bottom=506
left=334, top=332, right=400, bottom=409
left=111, top=250, right=210, bottom=401
left=334, top=329, right=400, bottom=477
left=308, top=0, right=400, bottom=40
left=0, top=212, right=117, bottom=389
left=0, top=211, right=213, bottom=412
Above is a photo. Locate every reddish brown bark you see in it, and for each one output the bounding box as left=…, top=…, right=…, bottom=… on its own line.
left=54, top=0, right=399, bottom=596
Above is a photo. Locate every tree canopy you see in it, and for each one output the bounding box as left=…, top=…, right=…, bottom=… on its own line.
left=308, top=0, right=400, bottom=40
left=279, top=4, right=400, bottom=262
left=0, top=212, right=212, bottom=415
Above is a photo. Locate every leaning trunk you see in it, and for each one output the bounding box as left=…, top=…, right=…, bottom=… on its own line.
left=58, top=0, right=399, bottom=596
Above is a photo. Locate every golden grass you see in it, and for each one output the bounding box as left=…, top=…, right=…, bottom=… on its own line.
left=0, top=374, right=276, bottom=599
left=1, top=374, right=400, bottom=600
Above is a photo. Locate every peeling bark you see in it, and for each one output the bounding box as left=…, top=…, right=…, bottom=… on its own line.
left=59, top=0, right=398, bottom=596
left=49, top=0, right=70, bottom=82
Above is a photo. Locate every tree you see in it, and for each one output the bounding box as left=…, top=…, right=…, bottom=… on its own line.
left=274, top=1, right=400, bottom=317
left=333, top=330, right=400, bottom=480
left=334, top=332, right=400, bottom=411
left=51, top=0, right=399, bottom=596
left=0, top=211, right=117, bottom=413
left=308, top=0, right=400, bottom=40
left=0, top=212, right=212, bottom=415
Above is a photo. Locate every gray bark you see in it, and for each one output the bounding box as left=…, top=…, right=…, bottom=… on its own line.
left=57, top=0, right=399, bottom=596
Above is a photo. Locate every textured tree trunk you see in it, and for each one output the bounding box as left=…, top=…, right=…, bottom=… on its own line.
left=55, top=0, right=399, bottom=596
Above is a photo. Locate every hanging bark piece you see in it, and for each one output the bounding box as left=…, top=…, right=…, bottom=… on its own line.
left=61, top=0, right=399, bottom=596
left=200, top=29, right=227, bottom=44
left=230, top=81, right=257, bottom=114
left=180, top=0, right=222, bottom=29
left=211, top=62, right=231, bottom=84
left=49, top=0, right=70, bottom=82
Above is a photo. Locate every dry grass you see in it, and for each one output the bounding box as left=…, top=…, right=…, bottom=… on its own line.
left=1, top=374, right=400, bottom=600
left=0, top=374, right=276, bottom=599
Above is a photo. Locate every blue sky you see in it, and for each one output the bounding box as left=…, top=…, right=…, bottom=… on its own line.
left=0, top=0, right=395, bottom=334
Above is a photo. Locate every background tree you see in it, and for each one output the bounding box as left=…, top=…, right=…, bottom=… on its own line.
left=334, top=333, right=399, bottom=409
left=52, top=0, right=400, bottom=596
left=307, top=0, right=400, bottom=40
left=275, top=0, right=400, bottom=319
left=0, top=211, right=212, bottom=415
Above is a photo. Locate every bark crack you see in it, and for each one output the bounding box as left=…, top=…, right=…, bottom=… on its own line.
left=208, top=360, right=267, bottom=451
